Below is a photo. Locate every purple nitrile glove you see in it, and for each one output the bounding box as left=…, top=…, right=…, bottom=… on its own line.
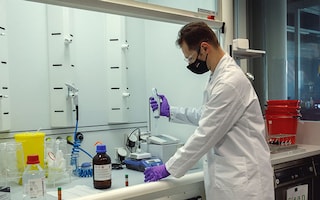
left=149, top=95, right=170, bottom=118
left=158, top=95, right=170, bottom=117
left=144, top=164, right=170, bottom=182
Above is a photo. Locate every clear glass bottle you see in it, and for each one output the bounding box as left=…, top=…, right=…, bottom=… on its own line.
left=22, top=154, right=46, bottom=200
left=93, top=144, right=112, bottom=189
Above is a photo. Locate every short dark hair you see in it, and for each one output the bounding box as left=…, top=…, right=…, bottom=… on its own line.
left=176, top=21, right=219, bottom=51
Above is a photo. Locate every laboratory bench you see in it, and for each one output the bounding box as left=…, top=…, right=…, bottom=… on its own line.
left=9, top=168, right=204, bottom=200
left=270, top=144, right=320, bottom=165
left=7, top=144, right=320, bottom=200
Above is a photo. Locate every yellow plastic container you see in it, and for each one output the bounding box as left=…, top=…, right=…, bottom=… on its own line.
left=14, top=132, right=45, bottom=168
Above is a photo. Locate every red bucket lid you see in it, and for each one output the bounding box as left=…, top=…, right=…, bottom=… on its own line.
left=267, top=100, right=300, bottom=107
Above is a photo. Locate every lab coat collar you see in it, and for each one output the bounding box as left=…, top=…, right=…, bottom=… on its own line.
left=208, top=53, right=229, bottom=83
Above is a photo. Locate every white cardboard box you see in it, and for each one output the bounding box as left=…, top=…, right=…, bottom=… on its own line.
left=232, top=38, right=249, bottom=50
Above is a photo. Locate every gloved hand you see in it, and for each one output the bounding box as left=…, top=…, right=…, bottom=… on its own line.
left=149, top=95, right=170, bottom=117
left=144, top=164, right=170, bottom=182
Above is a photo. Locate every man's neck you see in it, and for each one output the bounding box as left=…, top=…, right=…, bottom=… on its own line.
left=210, top=47, right=225, bottom=72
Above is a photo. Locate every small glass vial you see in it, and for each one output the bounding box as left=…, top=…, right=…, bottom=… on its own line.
left=93, top=144, right=112, bottom=189
left=125, top=174, right=129, bottom=186
left=22, top=154, right=46, bottom=200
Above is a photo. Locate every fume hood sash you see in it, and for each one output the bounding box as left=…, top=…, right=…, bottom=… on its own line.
left=25, top=0, right=224, bottom=29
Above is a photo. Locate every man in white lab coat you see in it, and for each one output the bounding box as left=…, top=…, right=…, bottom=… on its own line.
left=144, top=21, right=274, bottom=200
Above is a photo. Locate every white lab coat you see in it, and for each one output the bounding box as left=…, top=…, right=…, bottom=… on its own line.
left=165, top=54, right=274, bottom=200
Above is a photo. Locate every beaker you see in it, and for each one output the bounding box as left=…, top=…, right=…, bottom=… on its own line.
left=0, top=142, right=24, bottom=184
left=45, top=139, right=72, bottom=187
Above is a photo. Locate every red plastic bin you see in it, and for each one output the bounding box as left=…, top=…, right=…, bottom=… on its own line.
left=265, top=99, right=300, bottom=145
left=265, top=114, right=299, bottom=135
left=265, top=114, right=299, bottom=144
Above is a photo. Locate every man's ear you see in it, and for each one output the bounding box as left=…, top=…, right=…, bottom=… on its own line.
left=201, top=42, right=208, bottom=51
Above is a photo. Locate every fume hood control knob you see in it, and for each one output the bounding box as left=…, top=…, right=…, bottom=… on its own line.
left=75, top=132, right=84, bottom=142
left=309, top=166, right=314, bottom=172
left=64, top=35, right=73, bottom=44
left=121, top=43, right=129, bottom=50
left=122, top=92, right=130, bottom=97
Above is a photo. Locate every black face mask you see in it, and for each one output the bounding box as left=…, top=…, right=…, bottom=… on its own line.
left=186, top=54, right=209, bottom=74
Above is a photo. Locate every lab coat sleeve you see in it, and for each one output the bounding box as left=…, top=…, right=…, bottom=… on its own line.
left=169, top=106, right=202, bottom=126
left=166, top=82, right=247, bottom=178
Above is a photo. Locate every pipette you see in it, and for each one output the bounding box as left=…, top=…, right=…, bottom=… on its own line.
left=151, top=88, right=160, bottom=134
left=151, top=88, right=160, bottom=118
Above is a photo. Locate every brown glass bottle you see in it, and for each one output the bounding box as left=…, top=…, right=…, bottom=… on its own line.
left=93, top=144, right=112, bottom=189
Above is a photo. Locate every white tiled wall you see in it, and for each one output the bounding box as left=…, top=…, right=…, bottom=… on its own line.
left=296, top=121, right=320, bottom=145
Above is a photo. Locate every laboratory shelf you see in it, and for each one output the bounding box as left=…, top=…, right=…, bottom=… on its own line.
left=232, top=48, right=266, bottom=59
left=25, top=0, right=224, bottom=29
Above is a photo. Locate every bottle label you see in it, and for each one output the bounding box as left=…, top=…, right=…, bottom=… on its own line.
left=94, top=164, right=111, bottom=181
left=24, top=177, right=46, bottom=198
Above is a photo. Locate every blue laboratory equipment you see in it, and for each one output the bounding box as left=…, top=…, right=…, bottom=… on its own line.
left=124, top=157, right=163, bottom=172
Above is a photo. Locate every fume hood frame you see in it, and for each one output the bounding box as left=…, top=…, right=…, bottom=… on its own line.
left=0, top=0, right=11, bottom=132
left=25, top=0, right=224, bottom=30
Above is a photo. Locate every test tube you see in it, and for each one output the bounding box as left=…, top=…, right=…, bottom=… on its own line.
left=125, top=174, right=129, bottom=186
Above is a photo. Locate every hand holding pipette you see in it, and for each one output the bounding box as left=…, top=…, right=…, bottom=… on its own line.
left=149, top=88, right=170, bottom=118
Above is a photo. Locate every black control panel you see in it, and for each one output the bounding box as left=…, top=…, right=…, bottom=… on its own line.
left=314, top=155, right=320, bottom=200
left=274, top=159, right=315, bottom=187
left=274, top=156, right=319, bottom=200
